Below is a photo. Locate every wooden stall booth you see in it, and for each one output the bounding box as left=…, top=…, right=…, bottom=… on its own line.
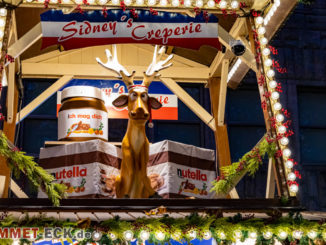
left=0, top=0, right=320, bottom=244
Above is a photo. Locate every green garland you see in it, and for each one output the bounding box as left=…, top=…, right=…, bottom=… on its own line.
left=0, top=212, right=325, bottom=245
left=0, top=132, right=66, bottom=206
left=210, top=135, right=277, bottom=195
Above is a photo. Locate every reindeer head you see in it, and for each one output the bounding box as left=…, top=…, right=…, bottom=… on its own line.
left=97, top=45, right=173, bottom=124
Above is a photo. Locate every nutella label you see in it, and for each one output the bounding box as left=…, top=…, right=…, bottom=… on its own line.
left=58, top=108, right=108, bottom=140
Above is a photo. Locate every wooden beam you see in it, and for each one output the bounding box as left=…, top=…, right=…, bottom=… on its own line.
left=160, top=77, right=216, bottom=131
left=10, top=179, right=28, bottom=198
left=16, top=75, right=73, bottom=124
left=208, top=76, right=239, bottom=198
left=21, top=63, right=210, bottom=81
left=217, top=59, right=229, bottom=126
left=265, top=158, right=276, bottom=198
left=7, top=23, right=42, bottom=62
left=0, top=176, right=5, bottom=197
left=210, top=18, right=247, bottom=77
left=218, top=25, right=257, bottom=73
left=0, top=80, right=19, bottom=198
left=7, top=62, right=15, bottom=124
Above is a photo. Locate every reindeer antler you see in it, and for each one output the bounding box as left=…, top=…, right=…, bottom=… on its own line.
left=96, top=45, right=135, bottom=87
left=142, top=45, right=174, bottom=88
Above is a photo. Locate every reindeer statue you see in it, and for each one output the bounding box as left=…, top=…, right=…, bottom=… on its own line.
left=96, top=45, right=173, bottom=198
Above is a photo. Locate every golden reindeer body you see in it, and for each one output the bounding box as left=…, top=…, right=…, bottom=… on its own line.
left=97, top=45, right=173, bottom=198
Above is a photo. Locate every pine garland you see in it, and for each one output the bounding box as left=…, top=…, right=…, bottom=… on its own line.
left=0, top=132, right=66, bottom=206
left=0, top=212, right=325, bottom=245
left=210, top=134, right=277, bottom=195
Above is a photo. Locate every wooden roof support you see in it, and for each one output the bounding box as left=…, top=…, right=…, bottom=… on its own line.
left=21, top=63, right=210, bottom=82
left=218, top=24, right=257, bottom=74
left=6, top=23, right=42, bottom=63
left=208, top=60, right=239, bottom=199
left=16, top=75, right=73, bottom=124
left=160, top=77, right=216, bottom=131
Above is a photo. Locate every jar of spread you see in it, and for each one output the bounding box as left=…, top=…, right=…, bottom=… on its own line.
left=58, top=86, right=108, bottom=141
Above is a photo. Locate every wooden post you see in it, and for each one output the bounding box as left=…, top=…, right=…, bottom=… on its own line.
left=208, top=60, right=239, bottom=198
left=246, top=17, right=289, bottom=197
left=0, top=10, right=19, bottom=198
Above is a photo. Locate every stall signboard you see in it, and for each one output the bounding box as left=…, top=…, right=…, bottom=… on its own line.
left=57, top=79, right=178, bottom=120
left=41, top=9, right=219, bottom=50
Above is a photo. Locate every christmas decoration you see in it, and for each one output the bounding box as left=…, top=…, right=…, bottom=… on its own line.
left=210, top=134, right=277, bottom=195
left=0, top=213, right=324, bottom=245
left=0, top=132, right=67, bottom=206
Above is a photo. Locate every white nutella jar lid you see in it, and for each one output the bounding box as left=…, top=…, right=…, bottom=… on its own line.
left=61, top=86, right=104, bottom=102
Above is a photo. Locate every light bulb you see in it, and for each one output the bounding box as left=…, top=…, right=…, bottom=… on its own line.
left=0, top=9, right=7, bottom=17
left=195, top=0, right=203, bottom=7
left=280, top=137, right=289, bottom=146
left=111, top=0, right=119, bottom=3
left=75, top=0, right=83, bottom=4
left=263, top=231, right=273, bottom=240
left=273, top=102, right=282, bottom=111
left=92, top=231, right=102, bottom=241
left=287, top=172, right=296, bottom=181
left=88, top=0, right=95, bottom=3
left=293, top=230, right=303, bottom=239
left=249, top=232, right=257, bottom=239
left=123, top=231, right=134, bottom=241
left=148, top=0, right=156, bottom=5
left=258, top=26, right=266, bottom=35
left=203, top=231, right=212, bottom=240
left=279, top=231, right=288, bottom=240
left=269, top=80, right=277, bottom=88
left=261, top=37, right=268, bottom=45
left=231, top=0, right=239, bottom=9
left=207, top=0, right=215, bottom=7
left=308, top=231, right=317, bottom=240
left=0, top=30, right=4, bottom=39
left=234, top=230, right=242, bottom=239
left=109, top=233, right=117, bottom=240
left=159, top=0, right=166, bottom=5
left=290, top=184, right=299, bottom=193
left=140, top=231, right=150, bottom=241
left=184, top=0, right=191, bottom=6
left=172, top=0, right=179, bottom=6
left=283, top=148, right=292, bottom=157
left=124, top=0, right=132, bottom=5
left=255, top=16, right=264, bottom=25
left=62, top=0, right=70, bottom=3
left=155, top=231, right=165, bottom=241
left=218, top=232, right=226, bottom=240
left=0, top=42, right=3, bottom=49
left=275, top=0, right=280, bottom=6
left=286, top=160, right=294, bottom=169
left=50, top=0, right=58, bottom=3
left=136, top=0, right=144, bottom=3
left=263, top=48, right=271, bottom=56
left=267, top=69, right=275, bottom=78
left=0, top=19, right=4, bottom=27
left=264, top=58, right=273, bottom=67
left=271, top=91, right=280, bottom=100
left=219, top=0, right=227, bottom=8
left=26, top=0, right=33, bottom=2
left=276, top=114, right=284, bottom=122
left=278, top=125, right=287, bottom=134
left=172, top=232, right=181, bottom=240
left=188, top=230, right=196, bottom=239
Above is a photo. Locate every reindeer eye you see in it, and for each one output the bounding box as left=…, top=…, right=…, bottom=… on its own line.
left=130, top=92, right=137, bottom=101
left=141, top=93, right=148, bottom=101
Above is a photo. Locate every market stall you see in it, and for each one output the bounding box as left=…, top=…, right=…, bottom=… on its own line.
left=0, top=0, right=322, bottom=244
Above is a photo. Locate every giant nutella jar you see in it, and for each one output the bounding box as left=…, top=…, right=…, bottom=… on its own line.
left=58, top=86, right=108, bottom=141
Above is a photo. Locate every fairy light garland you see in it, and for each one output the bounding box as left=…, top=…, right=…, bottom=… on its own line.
left=254, top=0, right=300, bottom=197
left=21, top=0, right=245, bottom=9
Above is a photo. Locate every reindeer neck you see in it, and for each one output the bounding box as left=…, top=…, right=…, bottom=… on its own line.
left=126, top=119, right=147, bottom=134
